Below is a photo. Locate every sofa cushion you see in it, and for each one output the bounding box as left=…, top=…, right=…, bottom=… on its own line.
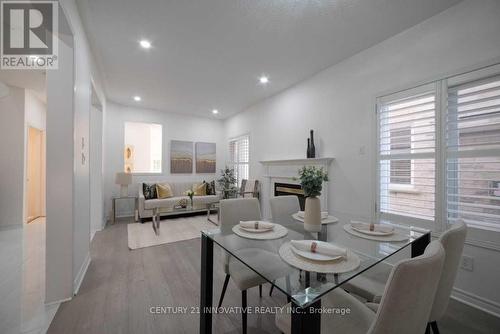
left=193, top=182, right=207, bottom=196
left=204, top=180, right=216, bottom=195
left=143, top=183, right=157, bottom=199
left=144, top=197, right=188, bottom=210
left=156, top=183, right=173, bottom=198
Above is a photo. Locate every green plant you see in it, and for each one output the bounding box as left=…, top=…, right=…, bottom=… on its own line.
left=217, top=166, right=237, bottom=199
left=185, top=189, right=194, bottom=201
left=296, top=166, right=329, bottom=197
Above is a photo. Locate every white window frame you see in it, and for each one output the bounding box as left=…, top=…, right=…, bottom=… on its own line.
left=228, top=134, right=250, bottom=187
left=374, top=62, right=500, bottom=249
left=376, top=82, right=439, bottom=230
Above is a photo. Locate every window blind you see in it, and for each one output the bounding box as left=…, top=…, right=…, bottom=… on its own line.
left=378, top=89, right=436, bottom=222
left=447, top=76, right=500, bottom=230
left=229, top=135, right=249, bottom=186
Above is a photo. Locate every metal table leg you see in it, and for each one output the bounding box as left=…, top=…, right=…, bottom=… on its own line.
left=291, top=299, right=321, bottom=334
left=112, top=198, right=116, bottom=224
left=200, top=234, right=214, bottom=334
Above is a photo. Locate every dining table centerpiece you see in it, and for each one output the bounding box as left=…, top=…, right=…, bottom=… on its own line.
left=297, top=166, right=329, bottom=232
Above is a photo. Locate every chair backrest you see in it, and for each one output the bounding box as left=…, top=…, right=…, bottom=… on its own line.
left=219, top=198, right=261, bottom=233
left=240, top=179, right=259, bottom=198
left=270, top=195, right=300, bottom=225
left=429, top=220, right=467, bottom=322
left=368, top=241, right=445, bottom=334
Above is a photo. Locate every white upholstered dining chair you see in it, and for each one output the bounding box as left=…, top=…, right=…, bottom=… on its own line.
left=275, top=240, right=445, bottom=334
left=343, top=221, right=467, bottom=334
left=218, top=198, right=290, bottom=334
left=270, top=195, right=304, bottom=234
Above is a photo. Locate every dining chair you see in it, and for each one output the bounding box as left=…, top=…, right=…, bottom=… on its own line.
left=270, top=195, right=303, bottom=231
left=239, top=179, right=260, bottom=198
left=342, top=221, right=467, bottom=334
left=275, top=240, right=445, bottom=334
left=218, top=198, right=290, bottom=334
left=426, top=220, right=467, bottom=334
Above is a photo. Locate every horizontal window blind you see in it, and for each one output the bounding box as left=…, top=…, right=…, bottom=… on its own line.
left=447, top=76, right=500, bottom=230
left=378, top=90, right=436, bottom=222
left=229, top=135, right=249, bottom=186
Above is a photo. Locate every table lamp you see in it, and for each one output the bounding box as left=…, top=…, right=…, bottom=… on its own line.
left=115, top=172, right=132, bottom=196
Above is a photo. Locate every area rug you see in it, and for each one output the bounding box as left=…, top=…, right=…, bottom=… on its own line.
left=127, top=215, right=218, bottom=250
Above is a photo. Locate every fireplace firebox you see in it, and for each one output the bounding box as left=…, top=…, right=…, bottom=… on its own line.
left=274, top=182, right=305, bottom=210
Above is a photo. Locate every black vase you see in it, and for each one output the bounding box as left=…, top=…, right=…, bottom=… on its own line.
left=310, top=130, right=316, bottom=158
left=307, top=138, right=311, bottom=158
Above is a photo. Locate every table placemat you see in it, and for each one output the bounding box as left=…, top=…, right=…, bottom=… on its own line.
left=232, top=223, right=288, bottom=240
left=279, top=242, right=360, bottom=274
left=292, top=213, right=339, bottom=225
left=343, top=224, right=409, bottom=242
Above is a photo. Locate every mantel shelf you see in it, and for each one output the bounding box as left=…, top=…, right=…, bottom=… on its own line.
left=259, top=157, right=334, bottom=166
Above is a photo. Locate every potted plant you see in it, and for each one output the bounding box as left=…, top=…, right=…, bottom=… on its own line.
left=297, top=166, right=329, bottom=232
left=217, top=167, right=238, bottom=199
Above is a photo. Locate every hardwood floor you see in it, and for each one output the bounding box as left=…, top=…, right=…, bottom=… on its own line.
left=48, top=217, right=500, bottom=334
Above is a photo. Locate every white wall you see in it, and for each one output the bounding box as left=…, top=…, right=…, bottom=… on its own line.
left=224, top=0, right=500, bottom=316
left=60, top=0, right=107, bottom=295
left=0, top=85, right=25, bottom=228
left=104, top=102, right=225, bottom=218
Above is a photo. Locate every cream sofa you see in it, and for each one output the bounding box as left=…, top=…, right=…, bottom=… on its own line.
left=138, top=181, right=219, bottom=221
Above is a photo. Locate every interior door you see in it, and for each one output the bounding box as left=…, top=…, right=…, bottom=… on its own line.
left=27, top=126, right=43, bottom=222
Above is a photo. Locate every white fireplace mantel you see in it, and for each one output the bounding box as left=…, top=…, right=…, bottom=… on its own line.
left=259, top=157, right=334, bottom=166
left=258, top=157, right=334, bottom=219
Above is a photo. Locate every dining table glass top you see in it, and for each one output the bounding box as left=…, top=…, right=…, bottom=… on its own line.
left=202, top=216, right=430, bottom=308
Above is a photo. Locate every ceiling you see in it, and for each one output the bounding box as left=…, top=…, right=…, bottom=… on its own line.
left=76, top=0, right=461, bottom=119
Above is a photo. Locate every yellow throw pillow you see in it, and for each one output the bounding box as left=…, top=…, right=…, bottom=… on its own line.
left=156, top=183, right=173, bottom=198
left=193, top=183, right=207, bottom=196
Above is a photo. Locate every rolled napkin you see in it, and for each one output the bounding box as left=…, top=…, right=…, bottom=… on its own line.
left=239, top=220, right=274, bottom=230
left=351, top=221, right=394, bottom=234
left=297, top=211, right=329, bottom=219
left=291, top=240, right=347, bottom=258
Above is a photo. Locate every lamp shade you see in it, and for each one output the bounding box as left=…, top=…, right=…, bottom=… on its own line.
left=115, top=172, right=132, bottom=185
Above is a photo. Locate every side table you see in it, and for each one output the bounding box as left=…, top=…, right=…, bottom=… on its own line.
left=112, top=196, right=138, bottom=224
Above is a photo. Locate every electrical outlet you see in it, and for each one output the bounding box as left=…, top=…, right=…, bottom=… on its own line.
left=461, top=255, right=474, bottom=272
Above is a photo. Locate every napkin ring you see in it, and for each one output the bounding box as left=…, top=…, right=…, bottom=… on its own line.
left=310, top=242, right=317, bottom=253
left=254, top=221, right=259, bottom=230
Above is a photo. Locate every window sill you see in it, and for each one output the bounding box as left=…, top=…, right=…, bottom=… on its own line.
left=388, top=184, right=420, bottom=194
left=130, top=172, right=163, bottom=177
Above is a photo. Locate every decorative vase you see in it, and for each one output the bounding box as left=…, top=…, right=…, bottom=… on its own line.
left=307, top=138, right=311, bottom=158
left=310, top=130, right=316, bottom=158
left=304, top=196, right=321, bottom=232
left=190, top=197, right=194, bottom=207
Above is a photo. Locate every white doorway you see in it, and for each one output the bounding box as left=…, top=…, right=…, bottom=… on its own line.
left=26, top=126, right=46, bottom=223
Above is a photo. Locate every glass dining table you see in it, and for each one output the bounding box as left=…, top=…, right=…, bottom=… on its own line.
left=199, top=216, right=430, bottom=334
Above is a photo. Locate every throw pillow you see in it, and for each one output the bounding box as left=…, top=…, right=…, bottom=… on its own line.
left=143, top=183, right=157, bottom=200
left=156, top=183, right=173, bottom=199
left=204, top=180, right=216, bottom=195
left=193, top=183, right=207, bottom=196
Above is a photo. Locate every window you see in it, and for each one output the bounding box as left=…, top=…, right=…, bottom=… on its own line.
left=377, top=64, right=500, bottom=234
left=124, top=122, right=162, bottom=173
left=378, top=86, right=436, bottom=222
left=390, top=128, right=412, bottom=185
left=447, top=75, right=500, bottom=231
left=229, top=135, right=249, bottom=187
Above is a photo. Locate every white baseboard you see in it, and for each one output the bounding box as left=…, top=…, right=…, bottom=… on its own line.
left=452, top=287, right=500, bottom=319
left=73, top=253, right=91, bottom=295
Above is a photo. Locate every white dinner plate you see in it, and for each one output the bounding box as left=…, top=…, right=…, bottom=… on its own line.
left=239, top=226, right=274, bottom=233
left=350, top=221, right=394, bottom=236
left=291, top=246, right=342, bottom=262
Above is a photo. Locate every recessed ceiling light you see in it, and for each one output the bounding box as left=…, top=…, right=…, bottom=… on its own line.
left=133, top=96, right=141, bottom=102
left=139, top=40, right=151, bottom=49
left=259, top=76, right=269, bottom=84
left=212, top=109, right=219, bottom=115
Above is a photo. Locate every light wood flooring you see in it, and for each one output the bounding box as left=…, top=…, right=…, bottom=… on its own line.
left=47, top=216, right=500, bottom=334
